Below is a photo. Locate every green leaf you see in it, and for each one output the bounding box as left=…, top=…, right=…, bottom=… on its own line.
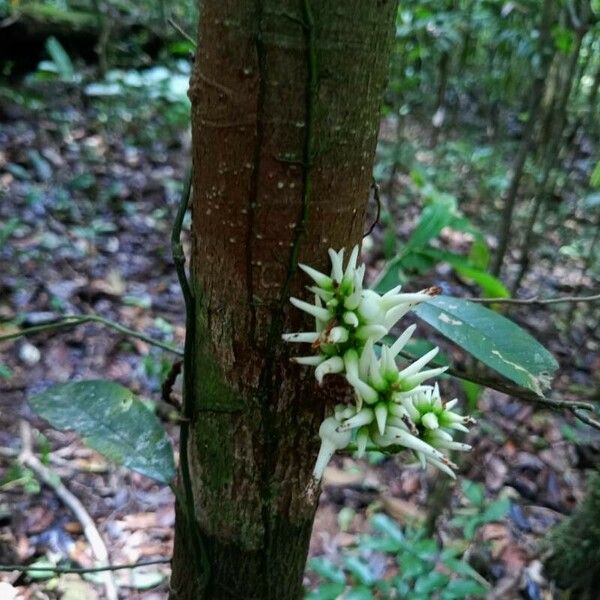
left=453, top=265, right=510, bottom=298
left=29, top=380, right=175, bottom=484
left=374, top=258, right=406, bottom=293
left=399, top=251, right=437, bottom=276
left=305, top=582, right=346, bottom=600
left=345, top=586, right=375, bottom=600
left=360, top=535, right=403, bottom=553
left=404, top=200, right=455, bottom=254
left=0, top=217, right=20, bottom=247
left=443, top=556, right=485, bottom=582
left=414, top=571, right=450, bottom=594
left=370, top=513, right=404, bottom=544
left=481, top=498, right=510, bottom=522
left=460, top=379, right=481, bottom=411
left=398, top=552, right=426, bottom=580
left=2, top=464, right=40, bottom=494
left=441, top=579, right=487, bottom=599
left=308, top=558, right=346, bottom=585
left=463, top=516, right=482, bottom=541
left=413, top=296, right=558, bottom=396
left=45, top=36, right=74, bottom=78
left=461, top=480, right=485, bottom=507
left=374, top=199, right=456, bottom=292
left=418, top=248, right=509, bottom=298
left=468, top=238, right=490, bottom=270
left=552, top=25, right=575, bottom=53
left=590, top=162, right=600, bottom=188
left=412, top=538, right=438, bottom=561
left=0, top=363, right=12, bottom=379
left=344, top=556, right=375, bottom=586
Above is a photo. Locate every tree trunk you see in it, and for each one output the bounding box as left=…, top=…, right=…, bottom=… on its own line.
left=586, top=63, right=600, bottom=132
left=169, top=1, right=398, bottom=599
left=490, top=0, right=556, bottom=276
left=511, top=23, right=585, bottom=294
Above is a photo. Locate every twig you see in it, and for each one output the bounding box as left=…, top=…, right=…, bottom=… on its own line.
left=363, top=178, right=382, bottom=238
left=396, top=350, right=600, bottom=430
left=0, top=314, right=183, bottom=356
left=18, top=421, right=118, bottom=600
left=167, top=17, right=196, bottom=46
left=465, top=293, right=600, bottom=306
left=0, top=559, right=171, bottom=574
left=573, top=409, right=600, bottom=430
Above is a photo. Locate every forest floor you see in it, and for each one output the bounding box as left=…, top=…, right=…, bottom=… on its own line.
left=1, top=74, right=599, bottom=600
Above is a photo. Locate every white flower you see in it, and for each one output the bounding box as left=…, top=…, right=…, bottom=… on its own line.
left=313, top=411, right=353, bottom=480
left=285, top=245, right=437, bottom=383
left=344, top=328, right=447, bottom=405
left=282, top=246, right=475, bottom=481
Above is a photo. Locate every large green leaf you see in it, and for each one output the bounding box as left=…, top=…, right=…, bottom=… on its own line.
left=374, top=198, right=456, bottom=292
left=414, top=296, right=558, bottom=396
left=30, top=380, right=175, bottom=484
left=418, top=248, right=510, bottom=298
left=404, top=198, right=455, bottom=254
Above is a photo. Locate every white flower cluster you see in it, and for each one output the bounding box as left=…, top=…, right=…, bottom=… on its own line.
left=283, top=247, right=475, bottom=481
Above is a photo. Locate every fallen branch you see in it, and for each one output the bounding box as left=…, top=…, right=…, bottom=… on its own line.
left=466, top=293, right=600, bottom=306
left=0, top=314, right=183, bottom=356
left=18, top=421, right=118, bottom=600
left=0, top=558, right=171, bottom=574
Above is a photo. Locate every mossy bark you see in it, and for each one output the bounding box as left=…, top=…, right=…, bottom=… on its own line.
left=543, top=469, right=600, bottom=599
left=169, top=1, right=398, bottom=598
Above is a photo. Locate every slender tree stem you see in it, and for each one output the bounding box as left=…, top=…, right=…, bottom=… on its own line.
left=566, top=221, right=600, bottom=322
left=491, top=0, right=556, bottom=276
left=512, top=11, right=588, bottom=293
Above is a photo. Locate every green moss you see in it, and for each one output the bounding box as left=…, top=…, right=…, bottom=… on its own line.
left=192, top=300, right=244, bottom=414
left=188, top=288, right=247, bottom=498
left=543, top=469, right=600, bottom=599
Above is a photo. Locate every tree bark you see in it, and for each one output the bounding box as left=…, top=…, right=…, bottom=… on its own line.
left=169, top=1, right=398, bottom=599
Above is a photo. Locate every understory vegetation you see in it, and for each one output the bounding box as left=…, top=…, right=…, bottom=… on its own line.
left=0, top=0, right=599, bottom=598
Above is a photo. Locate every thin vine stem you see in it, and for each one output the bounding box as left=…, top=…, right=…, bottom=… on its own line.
left=170, top=169, right=210, bottom=588
left=0, top=314, right=183, bottom=356
left=396, top=349, right=600, bottom=430
left=466, top=293, right=600, bottom=305
left=0, top=559, right=171, bottom=574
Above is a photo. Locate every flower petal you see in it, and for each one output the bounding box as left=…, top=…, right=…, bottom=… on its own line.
left=315, top=356, right=344, bottom=384
left=299, top=263, right=332, bottom=288
left=282, top=332, right=320, bottom=343
left=290, top=297, right=331, bottom=322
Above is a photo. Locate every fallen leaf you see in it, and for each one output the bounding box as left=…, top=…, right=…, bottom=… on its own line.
left=381, top=496, right=426, bottom=524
